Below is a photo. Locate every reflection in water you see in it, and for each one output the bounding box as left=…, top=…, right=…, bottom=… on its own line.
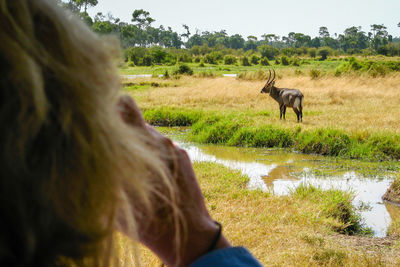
left=174, top=140, right=400, bottom=237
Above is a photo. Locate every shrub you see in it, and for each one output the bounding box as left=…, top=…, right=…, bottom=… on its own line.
left=308, top=48, right=317, bottom=58
left=281, top=56, right=290, bottom=66
left=309, top=69, right=321, bottom=79
left=174, top=64, right=193, bottom=75
left=291, top=57, right=301, bottom=66
left=260, top=57, right=270, bottom=66
left=258, top=45, right=279, bottom=60
left=241, top=56, right=251, bottom=66
left=250, top=54, right=260, bottom=65
left=163, top=70, right=170, bottom=79
left=318, top=47, right=332, bottom=60
left=142, top=55, right=153, bottom=66
left=224, top=55, right=237, bottom=65
left=204, top=53, right=218, bottom=64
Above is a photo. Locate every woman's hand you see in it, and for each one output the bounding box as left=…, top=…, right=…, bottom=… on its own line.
left=116, top=95, right=230, bottom=267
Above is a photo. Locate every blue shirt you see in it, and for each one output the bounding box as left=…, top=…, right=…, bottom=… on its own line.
left=189, top=247, right=263, bottom=267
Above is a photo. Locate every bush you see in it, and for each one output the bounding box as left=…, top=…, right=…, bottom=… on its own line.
left=224, top=55, right=237, bottom=65
left=250, top=55, right=260, bottom=65
left=260, top=57, right=270, bottom=66
left=258, top=45, right=279, bottom=60
left=291, top=57, right=301, bottom=66
left=163, top=70, right=170, bottom=79
left=142, top=55, right=153, bottom=66
left=334, top=57, right=399, bottom=77
left=309, top=69, right=321, bottom=79
left=174, top=64, right=193, bottom=75
left=204, top=53, right=218, bottom=64
left=241, top=56, right=251, bottom=66
left=318, top=47, right=332, bottom=60
left=308, top=48, right=317, bottom=58
left=281, top=56, right=290, bottom=66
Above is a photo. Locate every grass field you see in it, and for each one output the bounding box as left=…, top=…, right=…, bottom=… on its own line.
left=119, top=62, right=400, bottom=265
left=129, top=75, right=400, bottom=132
left=123, top=71, right=400, bottom=160
left=117, top=163, right=400, bottom=266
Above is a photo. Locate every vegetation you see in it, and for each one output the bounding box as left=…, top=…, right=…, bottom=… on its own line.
left=128, top=71, right=400, bottom=161
left=131, top=163, right=400, bottom=266
left=59, top=2, right=400, bottom=68
left=58, top=2, right=400, bottom=265
left=383, top=176, right=400, bottom=204
left=143, top=107, right=400, bottom=161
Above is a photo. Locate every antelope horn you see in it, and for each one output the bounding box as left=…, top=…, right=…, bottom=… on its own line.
left=264, top=69, right=272, bottom=87
left=271, top=69, right=276, bottom=83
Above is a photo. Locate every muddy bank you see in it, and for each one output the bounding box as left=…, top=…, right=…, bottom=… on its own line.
left=383, top=178, right=400, bottom=205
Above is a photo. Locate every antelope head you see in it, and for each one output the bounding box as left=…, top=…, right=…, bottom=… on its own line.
left=260, top=69, right=276, bottom=94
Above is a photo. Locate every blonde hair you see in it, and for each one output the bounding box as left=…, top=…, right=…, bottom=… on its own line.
left=0, top=0, right=182, bottom=266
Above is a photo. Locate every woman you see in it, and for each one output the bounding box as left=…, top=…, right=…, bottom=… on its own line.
left=0, top=0, right=262, bottom=266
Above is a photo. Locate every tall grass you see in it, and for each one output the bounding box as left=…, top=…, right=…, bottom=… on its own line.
left=135, top=162, right=398, bottom=266
left=292, top=184, right=372, bottom=235
left=142, top=107, right=400, bottom=161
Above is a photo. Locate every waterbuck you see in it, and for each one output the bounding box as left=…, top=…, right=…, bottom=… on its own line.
left=260, top=70, right=304, bottom=122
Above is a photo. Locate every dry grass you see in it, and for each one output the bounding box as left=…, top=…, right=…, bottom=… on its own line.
left=118, top=162, right=400, bottom=266
left=130, top=74, right=400, bottom=133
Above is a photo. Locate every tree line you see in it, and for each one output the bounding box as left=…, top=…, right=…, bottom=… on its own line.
left=59, top=0, right=400, bottom=60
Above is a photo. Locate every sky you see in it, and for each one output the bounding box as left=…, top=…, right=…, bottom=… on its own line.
left=88, top=0, right=400, bottom=39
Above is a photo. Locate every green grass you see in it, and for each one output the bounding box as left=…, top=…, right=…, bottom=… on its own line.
left=197, top=162, right=369, bottom=236
left=292, top=184, right=372, bottom=235
left=119, top=59, right=345, bottom=76
left=143, top=107, right=400, bottom=161
left=137, top=161, right=400, bottom=266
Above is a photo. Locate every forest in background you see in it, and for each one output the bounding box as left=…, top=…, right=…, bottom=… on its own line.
left=59, top=0, right=400, bottom=67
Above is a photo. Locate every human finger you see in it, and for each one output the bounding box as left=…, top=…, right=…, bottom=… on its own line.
left=116, top=95, right=146, bottom=127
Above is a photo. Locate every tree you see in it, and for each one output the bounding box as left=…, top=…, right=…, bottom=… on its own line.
left=244, top=35, right=258, bottom=51
left=181, top=24, right=191, bottom=43
left=132, top=9, right=155, bottom=29
left=76, top=0, right=98, bottom=13
left=228, top=34, right=245, bottom=49
left=370, top=24, right=389, bottom=50
left=318, top=47, right=331, bottom=60
left=258, top=45, right=279, bottom=60
left=293, top=33, right=311, bottom=48
left=319, top=26, right=329, bottom=38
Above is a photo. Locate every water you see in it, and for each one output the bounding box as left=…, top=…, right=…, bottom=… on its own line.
left=159, top=128, right=399, bottom=237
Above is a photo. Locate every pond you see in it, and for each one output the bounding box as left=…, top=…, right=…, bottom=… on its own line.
left=159, top=127, right=400, bottom=238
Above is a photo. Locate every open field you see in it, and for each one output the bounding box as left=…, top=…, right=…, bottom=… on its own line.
left=117, top=163, right=400, bottom=266
left=123, top=72, right=400, bottom=160
left=128, top=75, right=400, bottom=133
left=118, top=63, right=400, bottom=266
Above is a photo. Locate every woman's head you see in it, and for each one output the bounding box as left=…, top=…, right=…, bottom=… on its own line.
left=0, top=1, right=176, bottom=266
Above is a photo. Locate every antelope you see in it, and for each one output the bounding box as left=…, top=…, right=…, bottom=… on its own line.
left=260, top=70, right=304, bottom=122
